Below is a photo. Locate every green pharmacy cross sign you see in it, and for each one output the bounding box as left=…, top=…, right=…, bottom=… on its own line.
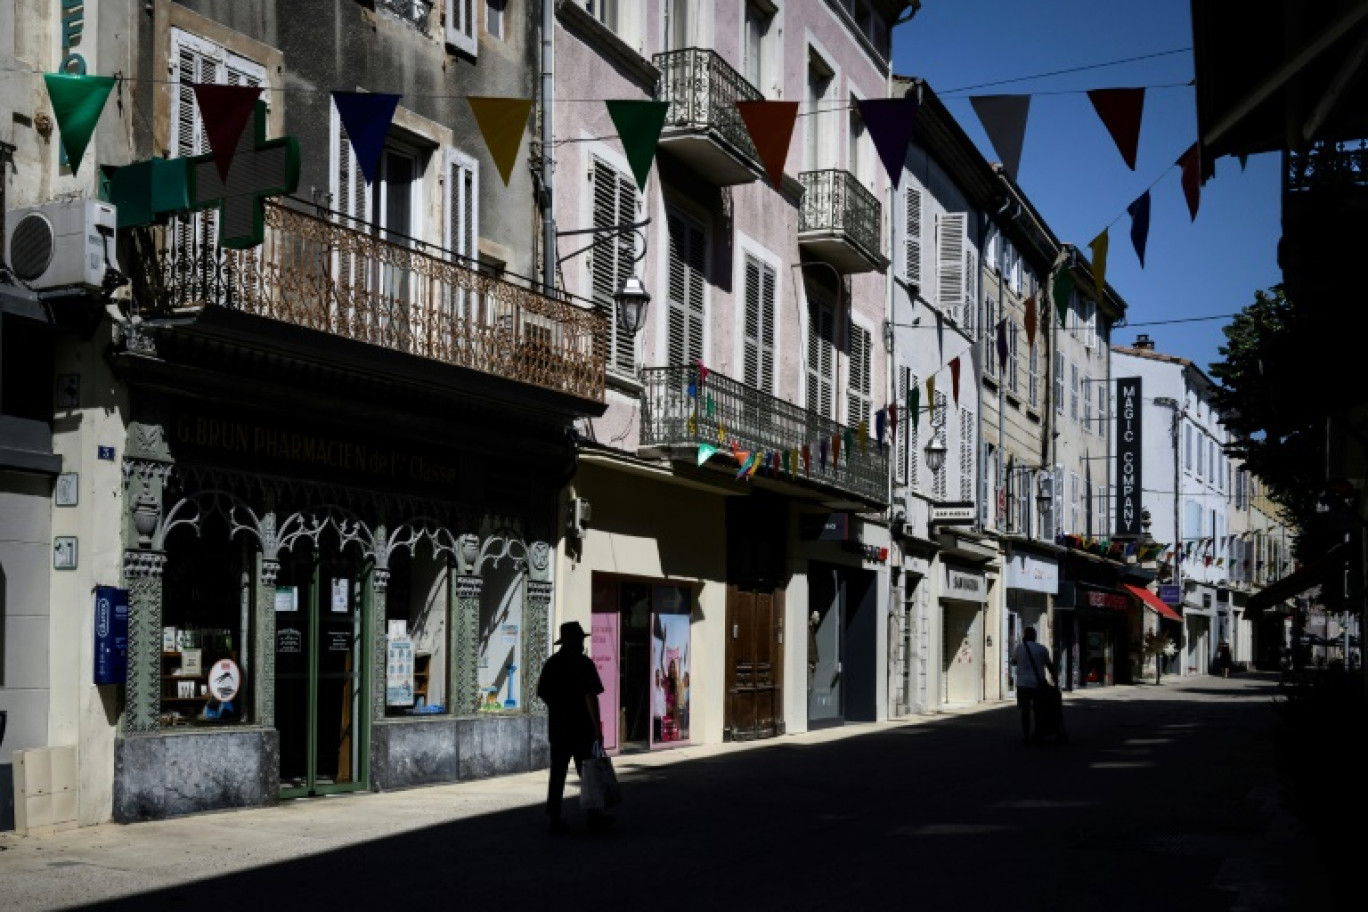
left=107, top=101, right=299, bottom=249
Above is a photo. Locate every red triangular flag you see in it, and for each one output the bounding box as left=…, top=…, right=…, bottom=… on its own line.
left=1178, top=143, right=1201, bottom=221
left=193, top=84, right=263, bottom=180
left=1087, top=88, right=1144, bottom=171
left=1024, top=294, right=1038, bottom=349
left=949, top=357, right=961, bottom=407
left=735, top=101, right=799, bottom=189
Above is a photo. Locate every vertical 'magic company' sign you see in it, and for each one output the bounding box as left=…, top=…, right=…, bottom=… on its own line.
left=1116, top=377, right=1143, bottom=537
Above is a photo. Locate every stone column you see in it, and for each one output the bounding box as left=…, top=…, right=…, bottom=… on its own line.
left=524, top=579, right=553, bottom=713
left=371, top=566, right=390, bottom=722
left=255, top=555, right=279, bottom=728
left=123, top=550, right=167, bottom=734
left=451, top=575, right=483, bottom=714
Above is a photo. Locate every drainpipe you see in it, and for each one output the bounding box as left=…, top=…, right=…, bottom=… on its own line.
left=540, top=0, right=556, bottom=293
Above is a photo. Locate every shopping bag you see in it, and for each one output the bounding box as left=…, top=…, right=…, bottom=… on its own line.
left=580, top=753, right=606, bottom=812
left=596, top=743, right=623, bottom=809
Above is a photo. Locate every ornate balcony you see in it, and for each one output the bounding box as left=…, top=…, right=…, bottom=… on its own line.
left=1280, top=140, right=1368, bottom=305
left=129, top=201, right=607, bottom=403
left=798, top=170, right=888, bottom=274
left=639, top=365, right=888, bottom=507
left=654, top=47, right=764, bottom=186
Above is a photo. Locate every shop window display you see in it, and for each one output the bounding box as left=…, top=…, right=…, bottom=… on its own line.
left=477, top=557, right=525, bottom=712
left=383, top=549, right=450, bottom=716
left=160, top=512, right=254, bottom=726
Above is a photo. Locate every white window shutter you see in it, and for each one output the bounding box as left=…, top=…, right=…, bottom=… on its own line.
left=894, top=367, right=908, bottom=486
left=667, top=212, right=706, bottom=368
left=743, top=253, right=775, bottom=393
left=938, top=212, right=964, bottom=318
left=904, top=187, right=922, bottom=287
left=445, top=148, right=479, bottom=262
left=807, top=303, right=835, bottom=419
left=592, top=157, right=637, bottom=375
left=962, top=246, right=976, bottom=334
left=446, top=0, right=478, bottom=56
left=847, top=323, right=871, bottom=430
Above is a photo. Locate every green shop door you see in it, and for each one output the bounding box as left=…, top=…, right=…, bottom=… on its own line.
left=274, top=544, right=369, bottom=797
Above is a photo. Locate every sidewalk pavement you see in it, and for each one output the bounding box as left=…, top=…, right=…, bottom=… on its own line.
left=0, top=674, right=1329, bottom=911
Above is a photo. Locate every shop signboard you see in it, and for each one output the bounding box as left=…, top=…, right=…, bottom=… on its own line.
left=1158, top=584, right=1181, bottom=606
left=945, top=567, right=987, bottom=603
left=93, top=585, right=129, bottom=685
left=930, top=502, right=976, bottom=525
left=1005, top=553, right=1059, bottom=594
left=800, top=512, right=849, bottom=541
left=1115, top=377, right=1143, bottom=537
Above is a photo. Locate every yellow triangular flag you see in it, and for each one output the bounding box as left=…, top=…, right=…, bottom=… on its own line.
left=1089, top=228, right=1109, bottom=299
left=927, top=375, right=936, bottom=412
left=467, top=97, right=533, bottom=186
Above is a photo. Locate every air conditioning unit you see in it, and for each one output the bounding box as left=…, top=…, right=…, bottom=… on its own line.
left=5, top=199, right=117, bottom=291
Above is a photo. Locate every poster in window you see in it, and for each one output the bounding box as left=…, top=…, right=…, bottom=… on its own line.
left=387, top=635, right=414, bottom=706
left=650, top=585, right=691, bottom=748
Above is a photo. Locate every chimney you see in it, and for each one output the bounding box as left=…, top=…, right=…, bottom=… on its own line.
left=1134, top=333, right=1155, bottom=350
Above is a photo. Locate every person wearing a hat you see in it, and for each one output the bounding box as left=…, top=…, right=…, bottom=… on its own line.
left=536, top=620, right=611, bottom=834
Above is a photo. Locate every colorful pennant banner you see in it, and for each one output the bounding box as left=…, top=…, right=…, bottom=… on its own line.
left=735, top=101, right=799, bottom=188
left=605, top=100, right=669, bottom=190
left=43, top=73, right=116, bottom=176
left=332, top=91, right=402, bottom=185
left=467, top=96, right=534, bottom=186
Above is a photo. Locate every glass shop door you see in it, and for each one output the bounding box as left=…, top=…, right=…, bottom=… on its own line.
left=275, top=544, right=369, bottom=798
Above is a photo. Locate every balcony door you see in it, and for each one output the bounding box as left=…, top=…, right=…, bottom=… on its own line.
left=371, top=146, right=420, bottom=349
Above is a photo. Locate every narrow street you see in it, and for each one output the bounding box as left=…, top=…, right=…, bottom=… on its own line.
left=0, top=674, right=1330, bottom=912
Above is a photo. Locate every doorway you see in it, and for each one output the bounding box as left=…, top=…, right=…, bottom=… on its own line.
left=725, top=586, right=782, bottom=740
left=942, top=600, right=982, bottom=705
left=275, top=539, right=368, bottom=798
left=807, top=563, right=843, bottom=727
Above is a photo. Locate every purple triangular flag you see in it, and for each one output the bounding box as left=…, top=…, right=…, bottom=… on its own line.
left=332, top=91, right=402, bottom=185
left=1127, top=191, right=1151, bottom=268
left=969, top=95, right=1031, bottom=181
left=855, top=98, right=919, bottom=189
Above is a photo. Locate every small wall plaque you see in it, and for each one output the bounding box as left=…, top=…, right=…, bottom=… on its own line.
left=54, top=536, right=78, bottom=570
left=55, top=473, right=79, bottom=506
left=56, top=374, right=80, bottom=408
left=97, top=446, right=116, bottom=461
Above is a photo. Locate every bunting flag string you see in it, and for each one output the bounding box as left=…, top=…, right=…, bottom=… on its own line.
left=968, top=94, right=1030, bottom=181
left=735, top=101, right=799, bottom=188
left=855, top=97, right=920, bottom=189
left=696, top=443, right=718, bottom=466
left=333, top=91, right=402, bottom=185
left=604, top=100, right=669, bottom=190
left=193, top=84, right=264, bottom=180
left=1177, top=142, right=1202, bottom=221
left=949, top=356, right=961, bottom=407
left=908, top=387, right=920, bottom=432
left=1024, top=294, right=1038, bottom=350
left=1052, top=268, right=1075, bottom=329
left=995, top=319, right=1009, bottom=369
left=467, top=96, right=534, bottom=186
left=1088, top=227, right=1109, bottom=297
left=1127, top=191, right=1151, bottom=267
left=42, top=73, right=116, bottom=176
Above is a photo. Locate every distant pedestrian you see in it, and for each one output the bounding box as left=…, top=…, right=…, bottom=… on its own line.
left=536, top=621, right=613, bottom=834
left=1013, top=627, right=1058, bottom=744
left=1216, top=641, right=1233, bottom=678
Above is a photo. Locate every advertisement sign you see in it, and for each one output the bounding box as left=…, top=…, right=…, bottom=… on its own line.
left=945, top=567, right=987, bottom=603
left=930, top=502, right=976, bottom=525
left=1005, top=553, right=1059, bottom=594
left=651, top=586, right=691, bottom=749
left=1158, top=584, right=1181, bottom=606
left=1115, top=377, right=1143, bottom=537
left=800, top=512, right=850, bottom=541
left=386, top=635, right=415, bottom=707
left=93, top=586, right=129, bottom=685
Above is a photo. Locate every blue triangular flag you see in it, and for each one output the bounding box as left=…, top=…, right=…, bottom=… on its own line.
left=1127, top=190, right=1151, bottom=268
left=332, top=91, right=402, bottom=185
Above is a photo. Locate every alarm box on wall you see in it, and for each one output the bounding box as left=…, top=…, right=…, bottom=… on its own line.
left=5, top=199, right=117, bottom=292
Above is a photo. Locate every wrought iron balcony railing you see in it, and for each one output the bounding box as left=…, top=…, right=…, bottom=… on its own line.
left=640, top=365, right=888, bottom=506
left=130, top=201, right=607, bottom=402
left=654, top=47, right=763, bottom=166
left=798, top=169, right=883, bottom=265
left=1286, top=140, right=1368, bottom=193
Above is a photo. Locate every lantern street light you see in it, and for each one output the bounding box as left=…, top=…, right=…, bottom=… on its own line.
left=923, top=434, right=948, bottom=473
left=556, top=217, right=653, bottom=337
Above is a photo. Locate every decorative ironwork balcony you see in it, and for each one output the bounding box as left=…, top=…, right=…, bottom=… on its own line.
left=798, top=170, right=887, bottom=274
left=130, top=201, right=607, bottom=403
left=653, top=47, right=764, bottom=186
left=639, top=365, right=888, bottom=506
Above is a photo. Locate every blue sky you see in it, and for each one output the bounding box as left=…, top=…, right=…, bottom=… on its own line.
left=892, top=0, right=1283, bottom=375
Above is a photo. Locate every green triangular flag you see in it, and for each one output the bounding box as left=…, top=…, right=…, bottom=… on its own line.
left=1053, top=268, right=1074, bottom=328
left=605, top=100, right=668, bottom=190
left=909, top=386, right=920, bottom=432
left=696, top=443, right=718, bottom=466
left=44, top=73, right=116, bottom=176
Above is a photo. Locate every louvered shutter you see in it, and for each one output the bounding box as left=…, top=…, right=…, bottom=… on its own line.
left=894, top=367, right=908, bottom=485
left=938, top=212, right=964, bottom=319
left=445, top=150, right=478, bottom=263
left=983, top=296, right=997, bottom=377
left=743, top=253, right=775, bottom=393
left=847, top=323, right=871, bottom=431
left=962, top=246, right=976, bottom=334
left=667, top=212, right=706, bottom=367
left=904, top=187, right=922, bottom=287
left=960, top=408, right=973, bottom=502
left=907, top=372, right=919, bottom=493
left=931, top=391, right=947, bottom=500
left=446, top=0, right=478, bottom=55
left=807, top=302, right=835, bottom=419
left=591, top=157, right=637, bottom=375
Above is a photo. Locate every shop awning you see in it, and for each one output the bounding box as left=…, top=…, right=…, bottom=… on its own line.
left=1124, top=583, right=1182, bottom=622
left=1247, top=543, right=1349, bottom=614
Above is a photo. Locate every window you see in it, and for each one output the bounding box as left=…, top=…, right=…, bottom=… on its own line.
left=938, top=212, right=965, bottom=321
left=1028, top=335, right=1039, bottom=408
left=1197, top=430, right=1204, bottom=478
left=1095, top=383, right=1105, bottom=434
left=666, top=210, right=707, bottom=367
left=486, top=0, right=505, bottom=38
left=590, top=156, right=639, bottom=376
left=848, top=323, right=872, bottom=431
left=587, top=0, right=618, bottom=31
left=667, top=0, right=692, bottom=49
left=806, top=295, right=836, bottom=419
left=904, top=187, right=922, bottom=288
left=983, top=296, right=998, bottom=377
left=806, top=51, right=833, bottom=171
left=743, top=1, right=772, bottom=90
left=1054, top=351, right=1064, bottom=415
left=447, top=0, right=477, bottom=55
left=963, top=246, right=977, bottom=336
left=848, top=95, right=865, bottom=181
left=382, top=547, right=451, bottom=718
left=1069, top=471, right=1080, bottom=534
left=1007, top=320, right=1020, bottom=394
left=1069, top=362, right=1079, bottom=422
left=1185, top=423, right=1193, bottom=471
left=1083, top=373, right=1092, bottom=432
left=445, top=148, right=478, bottom=266
left=742, top=251, right=776, bottom=392
left=895, top=367, right=909, bottom=486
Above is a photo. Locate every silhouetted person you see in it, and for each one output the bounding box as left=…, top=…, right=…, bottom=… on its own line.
left=1216, top=641, right=1233, bottom=678
left=1013, top=626, right=1057, bottom=743
left=536, top=621, right=611, bottom=834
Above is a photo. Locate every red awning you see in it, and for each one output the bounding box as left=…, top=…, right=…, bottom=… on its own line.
left=1124, top=584, right=1182, bottom=622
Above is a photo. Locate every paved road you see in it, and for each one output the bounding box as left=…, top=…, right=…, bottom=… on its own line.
left=0, top=674, right=1332, bottom=911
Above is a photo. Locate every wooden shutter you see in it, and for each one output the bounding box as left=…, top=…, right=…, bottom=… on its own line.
left=847, top=323, right=871, bottom=430
left=894, top=367, right=908, bottom=485
left=904, top=186, right=922, bottom=287
left=907, top=372, right=919, bottom=492
left=962, top=246, right=976, bottom=333
left=592, top=157, right=637, bottom=374
left=743, top=253, right=775, bottom=392
left=667, top=211, right=707, bottom=367
left=446, top=0, right=478, bottom=55
left=983, top=296, right=997, bottom=377
left=445, top=149, right=478, bottom=262
left=960, top=408, right=973, bottom=502
left=806, top=301, right=835, bottom=419
left=931, top=391, right=947, bottom=500
left=937, top=212, right=965, bottom=322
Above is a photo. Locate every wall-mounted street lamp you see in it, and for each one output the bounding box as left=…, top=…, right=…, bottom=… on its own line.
left=924, top=434, right=948, bottom=473
left=556, top=217, right=652, bottom=337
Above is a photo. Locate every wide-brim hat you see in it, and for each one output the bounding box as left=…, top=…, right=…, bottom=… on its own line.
left=554, top=621, right=588, bottom=644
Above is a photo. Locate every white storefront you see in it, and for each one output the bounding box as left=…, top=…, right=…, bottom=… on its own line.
left=1004, top=550, right=1059, bottom=695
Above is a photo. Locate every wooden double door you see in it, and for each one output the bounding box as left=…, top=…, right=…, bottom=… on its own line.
left=725, top=586, right=783, bottom=741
